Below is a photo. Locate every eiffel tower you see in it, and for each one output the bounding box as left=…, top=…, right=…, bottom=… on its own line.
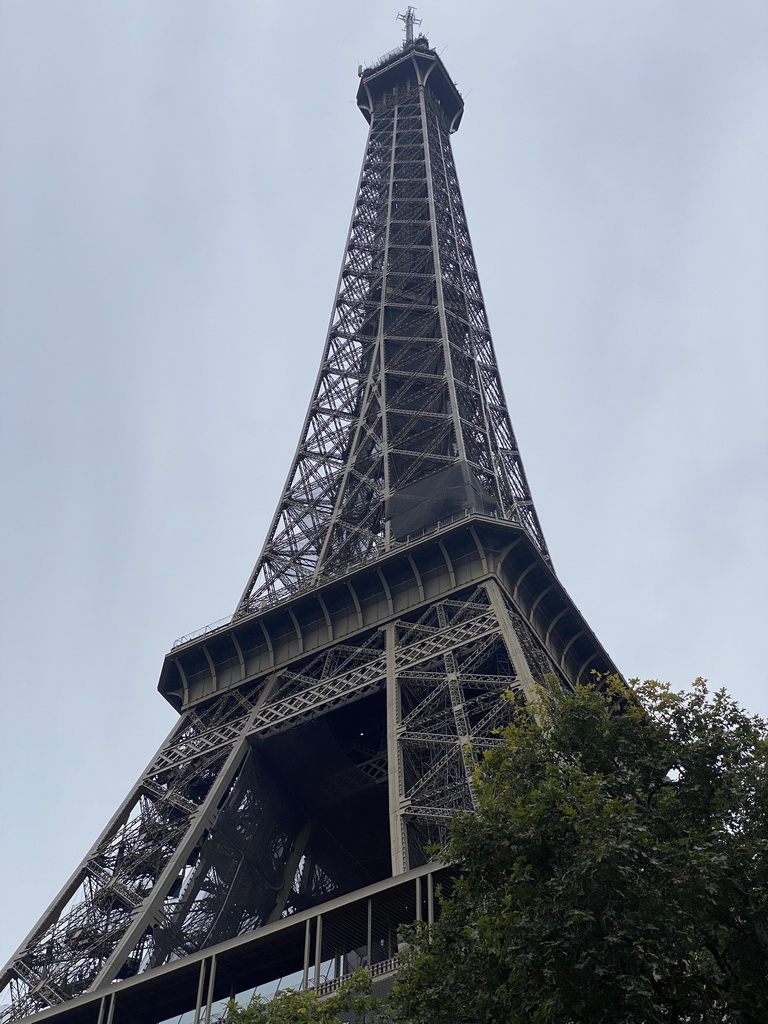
left=0, top=15, right=618, bottom=1024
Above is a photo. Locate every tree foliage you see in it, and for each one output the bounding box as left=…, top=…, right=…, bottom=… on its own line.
left=216, top=968, right=383, bottom=1022
left=218, top=679, right=767, bottom=1023
left=392, top=678, right=768, bottom=1024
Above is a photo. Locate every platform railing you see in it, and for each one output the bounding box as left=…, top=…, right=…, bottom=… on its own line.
left=172, top=506, right=506, bottom=649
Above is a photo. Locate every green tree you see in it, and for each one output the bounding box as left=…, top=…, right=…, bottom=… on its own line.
left=218, top=680, right=767, bottom=1023
left=216, top=968, right=384, bottom=1022
left=391, top=679, right=768, bottom=1024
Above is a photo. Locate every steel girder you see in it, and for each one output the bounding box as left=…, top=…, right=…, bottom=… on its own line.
left=0, top=575, right=564, bottom=1021
left=236, top=43, right=548, bottom=616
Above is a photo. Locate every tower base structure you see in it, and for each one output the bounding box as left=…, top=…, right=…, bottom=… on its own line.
left=12, top=864, right=444, bottom=1024
left=1, top=516, right=617, bottom=1022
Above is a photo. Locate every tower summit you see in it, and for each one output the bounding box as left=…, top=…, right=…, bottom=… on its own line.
left=0, top=28, right=618, bottom=1024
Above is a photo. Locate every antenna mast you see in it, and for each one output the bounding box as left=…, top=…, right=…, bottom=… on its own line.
left=397, top=6, right=421, bottom=46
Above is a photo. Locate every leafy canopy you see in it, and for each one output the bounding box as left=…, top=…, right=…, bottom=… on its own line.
left=393, top=678, right=768, bottom=1024
left=219, top=679, right=768, bottom=1024
left=217, top=968, right=382, bottom=1022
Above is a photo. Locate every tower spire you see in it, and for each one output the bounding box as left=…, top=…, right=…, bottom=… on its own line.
left=397, top=6, right=421, bottom=45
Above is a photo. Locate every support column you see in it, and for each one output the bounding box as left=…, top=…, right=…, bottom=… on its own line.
left=436, top=601, right=478, bottom=810
left=485, top=579, right=540, bottom=701
left=91, top=675, right=281, bottom=990
left=386, top=623, right=408, bottom=874
left=265, top=819, right=313, bottom=924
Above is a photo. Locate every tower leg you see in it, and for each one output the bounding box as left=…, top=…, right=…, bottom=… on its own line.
left=386, top=623, right=408, bottom=874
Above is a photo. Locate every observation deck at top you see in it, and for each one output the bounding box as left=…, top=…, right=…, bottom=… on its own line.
left=356, top=36, right=464, bottom=133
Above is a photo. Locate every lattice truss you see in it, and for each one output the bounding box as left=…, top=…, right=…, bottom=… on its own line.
left=0, top=583, right=562, bottom=1021
left=390, top=586, right=539, bottom=867
left=0, top=686, right=264, bottom=1022
left=237, top=74, right=548, bottom=614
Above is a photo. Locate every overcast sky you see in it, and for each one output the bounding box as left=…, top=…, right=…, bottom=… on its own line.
left=1, top=0, right=766, bottom=973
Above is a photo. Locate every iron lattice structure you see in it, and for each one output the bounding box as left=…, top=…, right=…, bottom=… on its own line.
left=0, top=36, right=617, bottom=1024
left=235, top=36, right=548, bottom=615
